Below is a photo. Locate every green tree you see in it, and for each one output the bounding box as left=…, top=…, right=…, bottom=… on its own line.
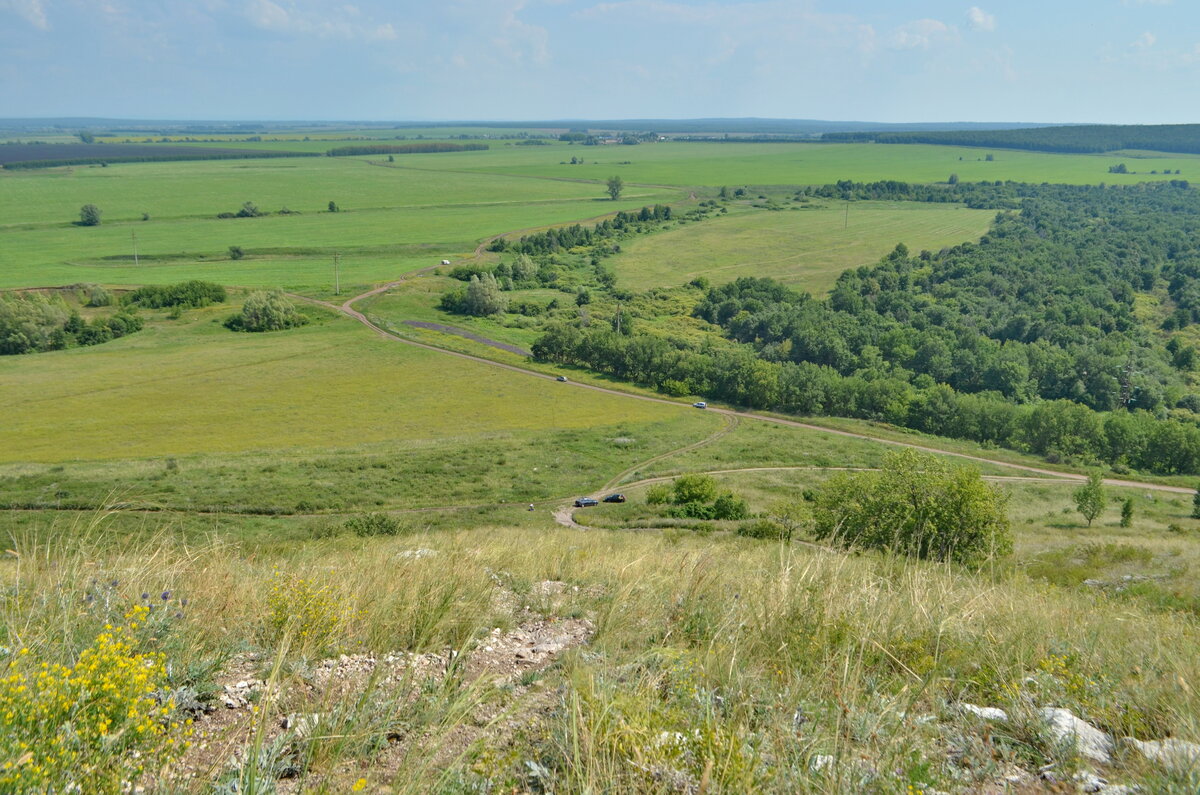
left=464, top=273, right=507, bottom=316
left=1073, top=470, right=1106, bottom=527
left=225, top=290, right=308, bottom=332
left=948, top=173, right=959, bottom=185
left=1192, top=485, right=1200, bottom=519
left=711, top=492, right=748, bottom=520
left=672, top=473, right=717, bottom=505
left=228, top=245, right=245, bottom=260
left=606, top=175, right=624, bottom=201
left=1120, top=497, right=1134, bottom=528
left=78, top=131, right=95, bottom=144
left=328, top=200, right=339, bottom=212
left=812, top=449, right=1011, bottom=566
left=511, top=254, right=538, bottom=283
left=79, top=204, right=102, bottom=226
left=236, top=201, right=262, bottom=218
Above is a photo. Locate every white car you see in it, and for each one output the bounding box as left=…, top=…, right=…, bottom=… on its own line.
left=692, top=401, right=707, bottom=409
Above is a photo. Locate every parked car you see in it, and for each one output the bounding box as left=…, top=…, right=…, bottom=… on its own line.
left=692, top=401, right=707, bottom=409
left=573, top=497, right=599, bottom=507
left=603, top=493, right=626, bottom=503
left=556, top=375, right=568, bottom=382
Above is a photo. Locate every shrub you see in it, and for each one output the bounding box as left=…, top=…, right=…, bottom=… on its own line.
left=235, top=201, right=262, bottom=218
left=79, top=283, right=114, bottom=307
left=265, top=570, right=358, bottom=654
left=0, top=605, right=189, bottom=792
left=79, top=204, right=102, bottom=226
left=344, top=513, right=404, bottom=537
left=228, top=245, right=245, bottom=260
left=672, top=474, right=717, bottom=505
left=225, top=290, right=308, bottom=332
left=711, top=492, right=749, bottom=520
left=645, top=484, right=671, bottom=505
left=737, top=519, right=786, bottom=540
left=812, top=449, right=1012, bottom=566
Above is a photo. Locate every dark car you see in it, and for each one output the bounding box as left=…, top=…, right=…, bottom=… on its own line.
left=573, top=497, right=599, bottom=507
left=603, top=494, right=626, bottom=503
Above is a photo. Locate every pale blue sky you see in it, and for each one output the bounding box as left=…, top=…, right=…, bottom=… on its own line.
left=1, top=0, right=1196, bottom=123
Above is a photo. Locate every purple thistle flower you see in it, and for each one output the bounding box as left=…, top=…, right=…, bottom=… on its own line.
left=161, top=590, right=171, bottom=601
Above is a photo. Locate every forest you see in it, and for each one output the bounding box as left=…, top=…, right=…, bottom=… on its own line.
left=822, top=123, right=1200, bottom=155
left=532, top=181, right=1200, bottom=475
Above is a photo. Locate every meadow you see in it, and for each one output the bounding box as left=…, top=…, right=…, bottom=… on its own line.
left=609, top=199, right=994, bottom=292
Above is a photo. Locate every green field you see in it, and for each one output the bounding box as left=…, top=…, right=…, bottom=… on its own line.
left=610, top=200, right=994, bottom=292
left=0, top=302, right=707, bottom=463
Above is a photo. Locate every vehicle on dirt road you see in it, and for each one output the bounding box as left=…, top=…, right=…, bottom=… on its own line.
left=693, top=401, right=707, bottom=409
left=573, top=497, right=599, bottom=507
left=556, top=375, right=568, bottom=382
left=603, top=494, right=626, bottom=503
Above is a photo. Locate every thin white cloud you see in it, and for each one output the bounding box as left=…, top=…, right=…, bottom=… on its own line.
left=967, top=6, right=995, bottom=32
left=0, top=0, right=49, bottom=30
left=1131, top=31, right=1156, bottom=49
left=889, top=18, right=956, bottom=50
left=243, top=0, right=396, bottom=41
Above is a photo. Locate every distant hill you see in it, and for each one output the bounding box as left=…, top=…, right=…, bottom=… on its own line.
left=822, top=124, right=1200, bottom=155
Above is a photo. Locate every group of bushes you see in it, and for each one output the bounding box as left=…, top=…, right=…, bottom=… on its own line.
left=0, top=291, right=144, bottom=355
left=650, top=452, right=1011, bottom=567
left=224, top=290, right=308, bottom=332
left=646, top=474, right=749, bottom=521
left=125, top=280, right=227, bottom=309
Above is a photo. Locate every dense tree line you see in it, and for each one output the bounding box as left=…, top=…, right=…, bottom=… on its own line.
left=495, top=205, right=673, bottom=255
left=0, top=292, right=143, bottom=355
left=325, top=143, right=488, bottom=157
left=532, top=181, right=1200, bottom=474
left=124, top=281, right=227, bottom=309
left=822, top=124, right=1200, bottom=155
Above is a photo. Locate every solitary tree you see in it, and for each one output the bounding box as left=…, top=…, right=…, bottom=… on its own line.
left=606, top=175, right=624, bottom=201
left=948, top=173, right=960, bottom=185
left=328, top=201, right=339, bottom=213
left=1073, top=471, right=1106, bottom=527
left=79, top=204, right=102, bottom=226
left=1120, top=497, right=1134, bottom=528
left=228, top=245, right=245, bottom=260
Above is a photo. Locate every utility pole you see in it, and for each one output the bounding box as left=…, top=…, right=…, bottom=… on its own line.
left=333, top=252, right=340, bottom=296
left=132, top=231, right=139, bottom=266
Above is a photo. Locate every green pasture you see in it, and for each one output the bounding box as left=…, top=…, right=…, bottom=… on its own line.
left=367, top=141, right=1200, bottom=187
left=0, top=157, right=679, bottom=290
left=0, top=303, right=705, bottom=463
left=610, top=200, right=994, bottom=292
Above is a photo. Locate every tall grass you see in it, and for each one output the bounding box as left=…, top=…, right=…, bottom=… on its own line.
left=2, top=515, right=1198, bottom=791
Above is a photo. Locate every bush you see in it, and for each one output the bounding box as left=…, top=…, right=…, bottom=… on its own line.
left=645, top=484, right=671, bottom=505
left=225, top=290, right=309, bottom=332
left=344, top=513, right=404, bottom=537
left=672, top=474, right=717, bottom=505
left=78, top=204, right=101, bottom=226
left=812, top=449, right=1012, bottom=566
left=0, top=605, right=188, bottom=792
left=228, top=245, right=245, bottom=260
left=737, top=519, right=786, bottom=540
left=711, top=492, right=749, bottom=520
left=79, top=283, right=114, bottom=307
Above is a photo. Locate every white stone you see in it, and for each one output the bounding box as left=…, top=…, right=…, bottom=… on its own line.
left=809, top=754, right=835, bottom=773
left=1125, top=737, right=1200, bottom=768
left=960, top=703, right=1008, bottom=721
left=1040, top=707, right=1113, bottom=764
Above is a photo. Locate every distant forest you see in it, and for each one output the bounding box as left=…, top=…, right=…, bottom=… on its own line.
left=822, top=124, right=1200, bottom=155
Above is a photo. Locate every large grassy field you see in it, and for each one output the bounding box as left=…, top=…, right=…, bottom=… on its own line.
left=361, top=140, right=1200, bottom=187
left=0, top=301, right=707, bottom=463
left=609, top=199, right=994, bottom=292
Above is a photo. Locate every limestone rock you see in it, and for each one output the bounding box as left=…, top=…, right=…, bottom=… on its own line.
left=1040, top=707, right=1113, bottom=764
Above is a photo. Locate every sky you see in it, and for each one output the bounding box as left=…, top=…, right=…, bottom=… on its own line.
left=0, top=0, right=1197, bottom=124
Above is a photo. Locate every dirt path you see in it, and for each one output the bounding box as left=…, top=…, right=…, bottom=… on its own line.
left=601, top=413, right=739, bottom=492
